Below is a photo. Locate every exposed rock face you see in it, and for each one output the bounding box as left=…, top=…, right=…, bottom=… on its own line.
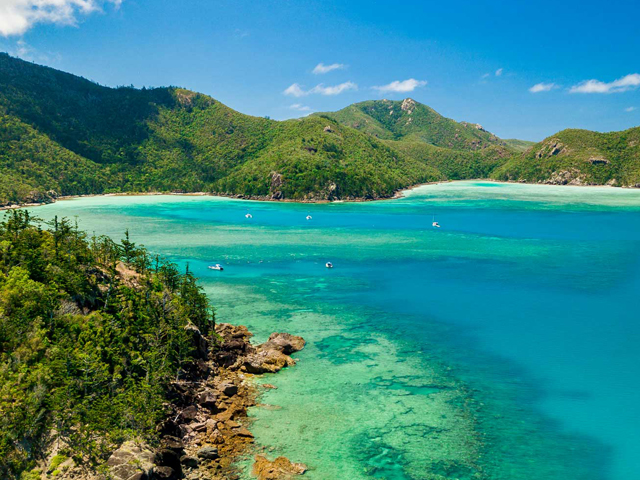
left=401, top=98, right=416, bottom=114
left=270, top=172, right=284, bottom=200
left=197, top=446, right=219, bottom=460
left=261, top=333, right=306, bottom=355
left=323, top=125, right=333, bottom=133
left=252, top=455, right=308, bottom=480
left=106, top=441, right=155, bottom=480
left=536, top=140, right=566, bottom=159
left=243, top=332, right=305, bottom=374
left=543, top=169, right=587, bottom=186
left=588, top=157, right=610, bottom=165
left=81, top=322, right=305, bottom=480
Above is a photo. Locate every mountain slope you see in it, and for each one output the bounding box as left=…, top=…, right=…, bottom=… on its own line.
left=492, top=127, right=640, bottom=186
left=0, top=53, right=440, bottom=204
left=314, top=98, right=509, bottom=151
left=2, top=53, right=638, bottom=205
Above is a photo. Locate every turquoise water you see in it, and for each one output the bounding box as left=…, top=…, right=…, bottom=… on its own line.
left=29, top=181, right=640, bottom=480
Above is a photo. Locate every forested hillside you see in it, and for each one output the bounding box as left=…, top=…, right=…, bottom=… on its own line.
left=0, top=54, right=438, bottom=204
left=1, top=53, right=639, bottom=206
left=0, top=210, right=213, bottom=478
left=492, top=127, right=640, bottom=186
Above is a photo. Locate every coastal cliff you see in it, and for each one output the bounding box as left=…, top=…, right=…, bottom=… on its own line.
left=0, top=210, right=307, bottom=480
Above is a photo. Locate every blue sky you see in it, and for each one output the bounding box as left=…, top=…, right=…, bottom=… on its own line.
left=1, top=0, right=639, bottom=141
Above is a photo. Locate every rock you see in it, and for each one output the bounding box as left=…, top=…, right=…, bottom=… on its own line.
left=197, top=390, right=218, bottom=411
left=151, top=466, right=178, bottom=480
left=162, top=436, right=184, bottom=453
left=235, top=427, right=254, bottom=438
left=154, top=448, right=182, bottom=473
left=252, top=455, right=308, bottom=480
left=190, top=422, right=207, bottom=432
left=323, top=125, right=333, bottom=133
left=220, top=382, right=238, bottom=397
left=185, top=323, right=208, bottom=359
left=400, top=98, right=416, bottom=114
left=179, top=405, right=198, bottom=423
left=243, top=349, right=296, bottom=374
left=106, top=441, right=155, bottom=480
left=180, top=455, right=199, bottom=468
left=262, top=333, right=305, bottom=355
left=157, top=419, right=181, bottom=437
left=263, top=384, right=278, bottom=389
left=197, top=446, right=220, bottom=460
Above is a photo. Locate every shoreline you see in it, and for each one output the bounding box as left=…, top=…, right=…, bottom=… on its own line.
left=54, top=322, right=308, bottom=480
left=6, top=177, right=636, bottom=212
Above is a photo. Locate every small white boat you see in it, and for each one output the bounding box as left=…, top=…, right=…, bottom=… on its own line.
left=245, top=213, right=253, bottom=219
left=432, top=215, right=441, bottom=228
left=325, top=262, right=333, bottom=268
left=306, top=215, right=312, bottom=220
left=208, top=264, right=224, bottom=271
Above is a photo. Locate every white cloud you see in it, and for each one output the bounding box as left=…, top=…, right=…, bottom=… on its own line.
left=283, top=83, right=306, bottom=97
left=284, top=81, right=357, bottom=97
left=529, top=82, right=557, bottom=93
left=495, top=68, right=503, bottom=77
left=481, top=73, right=490, bottom=79
left=569, top=74, right=640, bottom=94
left=312, top=63, right=346, bottom=75
left=310, top=81, right=357, bottom=95
left=289, top=103, right=312, bottom=112
left=626, top=106, right=637, bottom=112
left=0, top=0, right=122, bottom=36
left=372, top=78, right=427, bottom=93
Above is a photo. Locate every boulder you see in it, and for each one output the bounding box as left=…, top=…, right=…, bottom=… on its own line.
left=154, top=448, right=182, bottom=473
left=219, top=382, right=238, bottom=397
left=151, top=466, right=178, bottom=480
left=197, top=446, right=219, bottom=461
left=261, top=333, right=305, bottom=355
left=162, top=436, right=184, bottom=453
left=235, top=426, right=254, bottom=439
left=252, top=455, right=307, bottom=480
left=197, top=390, right=218, bottom=411
left=184, top=323, right=208, bottom=359
left=180, top=455, right=199, bottom=468
left=243, top=349, right=296, bottom=374
left=179, top=405, right=198, bottom=423
left=106, top=441, right=155, bottom=480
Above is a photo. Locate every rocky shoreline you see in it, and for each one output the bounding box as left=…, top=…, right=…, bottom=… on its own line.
left=53, top=323, right=307, bottom=480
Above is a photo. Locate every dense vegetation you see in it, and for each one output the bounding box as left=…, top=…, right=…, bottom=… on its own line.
left=0, top=54, right=438, bottom=203
left=0, top=210, right=214, bottom=478
left=313, top=98, right=508, bottom=150
left=1, top=53, right=639, bottom=205
left=492, top=127, right=640, bottom=186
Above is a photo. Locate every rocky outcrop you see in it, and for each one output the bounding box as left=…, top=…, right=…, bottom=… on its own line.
left=536, top=140, right=566, bottom=159
left=588, top=157, right=610, bottom=165
left=270, top=172, right=284, bottom=200
left=159, top=323, right=304, bottom=479
left=400, top=98, right=416, bottom=114
left=38, top=322, right=305, bottom=480
left=106, top=441, right=155, bottom=480
left=542, top=169, right=587, bottom=186
left=252, top=455, right=308, bottom=480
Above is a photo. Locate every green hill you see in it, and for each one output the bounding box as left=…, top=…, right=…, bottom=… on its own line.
left=0, top=210, right=213, bottom=477
left=492, top=127, right=640, bottom=186
left=0, top=53, right=439, bottom=204
left=503, top=138, right=536, bottom=152
left=313, top=98, right=508, bottom=150
left=314, top=98, right=517, bottom=179
left=1, top=53, right=638, bottom=205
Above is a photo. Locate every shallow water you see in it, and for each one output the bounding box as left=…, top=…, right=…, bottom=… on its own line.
left=29, top=181, right=640, bottom=479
